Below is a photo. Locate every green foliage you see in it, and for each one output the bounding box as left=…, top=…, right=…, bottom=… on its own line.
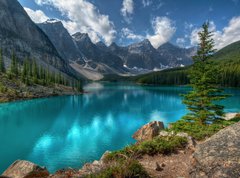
left=87, top=159, right=149, bottom=178
left=105, top=136, right=187, bottom=163
left=0, top=49, right=84, bottom=93
left=169, top=118, right=240, bottom=140
left=182, top=22, right=227, bottom=125
left=8, top=51, right=19, bottom=78
left=136, top=67, right=189, bottom=85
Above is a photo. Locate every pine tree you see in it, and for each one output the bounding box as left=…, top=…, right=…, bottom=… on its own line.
left=8, top=51, right=18, bottom=78
left=0, top=48, right=5, bottom=73
left=77, top=80, right=83, bottom=93
left=21, top=60, right=28, bottom=83
left=33, top=60, right=38, bottom=83
left=182, top=22, right=227, bottom=125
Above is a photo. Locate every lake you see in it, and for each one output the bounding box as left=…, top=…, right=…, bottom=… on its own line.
left=0, top=83, right=240, bottom=173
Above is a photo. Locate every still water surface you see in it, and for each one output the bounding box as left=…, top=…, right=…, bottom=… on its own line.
left=0, top=83, right=240, bottom=173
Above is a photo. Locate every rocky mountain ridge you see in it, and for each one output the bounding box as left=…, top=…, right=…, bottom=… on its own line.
left=38, top=19, right=196, bottom=79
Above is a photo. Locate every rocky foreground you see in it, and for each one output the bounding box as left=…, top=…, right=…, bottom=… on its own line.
left=1, top=115, right=240, bottom=178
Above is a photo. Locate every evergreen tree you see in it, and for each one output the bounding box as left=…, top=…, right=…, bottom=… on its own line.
left=182, top=22, right=227, bottom=125
left=33, top=60, right=38, bottom=83
left=0, top=48, right=5, bottom=73
left=8, top=51, right=18, bottom=78
left=21, top=60, right=28, bottom=83
left=76, top=80, right=83, bottom=93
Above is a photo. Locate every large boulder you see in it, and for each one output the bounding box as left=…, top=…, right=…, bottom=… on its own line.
left=2, top=160, right=49, bottom=178
left=190, top=122, right=240, bottom=178
left=133, top=121, right=164, bottom=142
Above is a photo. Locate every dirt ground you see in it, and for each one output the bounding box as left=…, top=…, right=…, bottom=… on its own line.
left=138, top=149, right=194, bottom=178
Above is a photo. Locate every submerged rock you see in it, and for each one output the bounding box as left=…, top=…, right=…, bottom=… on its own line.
left=2, top=160, right=49, bottom=178
left=190, top=122, right=240, bottom=178
left=133, top=121, right=164, bottom=142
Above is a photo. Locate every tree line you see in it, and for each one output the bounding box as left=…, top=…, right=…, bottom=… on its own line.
left=136, top=60, right=240, bottom=87
left=0, top=49, right=83, bottom=92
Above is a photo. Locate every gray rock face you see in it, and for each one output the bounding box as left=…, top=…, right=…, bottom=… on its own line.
left=2, top=160, right=49, bottom=178
left=38, top=19, right=84, bottom=62
left=157, top=42, right=195, bottom=67
left=190, top=122, right=240, bottom=178
left=133, top=121, right=164, bottom=142
left=0, top=0, right=70, bottom=74
left=72, top=32, right=126, bottom=73
left=109, top=40, right=195, bottom=71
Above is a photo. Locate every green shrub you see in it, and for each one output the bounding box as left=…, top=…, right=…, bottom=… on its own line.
left=105, top=136, right=187, bottom=162
left=86, top=159, right=150, bottom=178
left=169, top=118, right=240, bottom=140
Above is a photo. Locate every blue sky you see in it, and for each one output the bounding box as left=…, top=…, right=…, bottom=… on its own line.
left=19, top=0, right=240, bottom=49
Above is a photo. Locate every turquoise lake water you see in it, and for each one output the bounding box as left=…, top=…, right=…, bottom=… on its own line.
left=0, top=83, right=240, bottom=173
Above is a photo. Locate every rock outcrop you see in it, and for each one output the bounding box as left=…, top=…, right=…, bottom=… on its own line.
left=190, top=122, right=240, bottom=178
left=2, top=160, right=49, bottom=178
left=224, top=112, right=240, bottom=120
left=133, top=121, right=164, bottom=142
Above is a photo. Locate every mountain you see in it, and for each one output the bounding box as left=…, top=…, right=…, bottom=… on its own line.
left=72, top=32, right=125, bottom=74
left=214, top=40, right=240, bottom=61
left=38, top=19, right=84, bottom=62
left=124, top=39, right=165, bottom=70
left=0, top=0, right=70, bottom=74
left=157, top=43, right=195, bottom=67
left=37, top=18, right=196, bottom=78
left=109, top=40, right=195, bottom=71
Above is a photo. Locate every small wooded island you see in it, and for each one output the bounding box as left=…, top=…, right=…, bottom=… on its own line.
left=1, top=0, right=240, bottom=177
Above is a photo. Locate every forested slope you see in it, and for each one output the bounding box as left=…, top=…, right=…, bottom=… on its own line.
left=135, top=41, right=240, bottom=87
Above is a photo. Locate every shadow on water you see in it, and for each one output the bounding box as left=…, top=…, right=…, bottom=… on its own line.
left=0, top=83, right=239, bottom=173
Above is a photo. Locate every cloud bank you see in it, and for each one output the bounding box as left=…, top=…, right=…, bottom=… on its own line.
left=191, top=16, right=240, bottom=50
left=147, top=17, right=176, bottom=48
left=24, top=7, right=49, bottom=23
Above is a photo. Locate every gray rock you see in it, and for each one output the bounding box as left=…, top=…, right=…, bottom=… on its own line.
left=2, top=160, right=49, bottom=178
left=155, top=162, right=163, bottom=171
left=190, top=122, right=240, bottom=178
left=133, top=121, right=164, bottom=142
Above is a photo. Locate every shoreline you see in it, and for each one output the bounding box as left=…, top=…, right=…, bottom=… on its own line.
left=2, top=116, right=240, bottom=177
left=0, top=84, right=88, bottom=104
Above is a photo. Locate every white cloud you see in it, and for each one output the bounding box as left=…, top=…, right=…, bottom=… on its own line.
left=142, top=0, right=152, bottom=7
left=121, top=28, right=144, bottom=41
left=35, top=0, right=116, bottom=45
left=176, top=38, right=186, bottom=47
left=121, top=17, right=176, bottom=48
left=24, top=7, right=49, bottom=23
left=147, top=17, right=176, bottom=48
left=121, top=0, right=134, bottom=23
left=190, top=17, right=240, bottom=50
left=184, top=22, right=194, bottom=30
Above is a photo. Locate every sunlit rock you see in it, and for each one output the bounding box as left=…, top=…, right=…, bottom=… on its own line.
left=132, top=121, right=164, bottom=142
left=2, top=160, right=49, bottom=178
